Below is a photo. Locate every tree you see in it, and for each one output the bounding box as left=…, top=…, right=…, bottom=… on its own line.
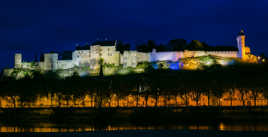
left=186, top=40, right=208, bottom=50
left=136, top=40, right=156, bottom=52
left=167, top=39, right=187, bottom=51
left=155, top=44, right=168, bottom=51
left=40, top=54, right=44, bottom=61
left=260, top=53, right=267, bottom=64
left=71, top=72, right=80, bottom=80
left=137, top=44, right=149, bottom=52
left=239, top=88, right=247, bottom=107
left=191, top=88, right=202, bottom=106
left=99, top=58, right=104, bottom=77
left=251, top=88, right=261, bottom=107
left=212, top=88, right=224, bottom=107
left=116, top=41, right=130, bottom=54
left=203, top=88, right=211, bottom=106
left=260, top=53, right=266, bottom=59
left=44, top=71, right=60, bottom=80
left=32, top=70, right=44, bottom=80
left=229, top=88, right=235, bottom=107
left=179, top=88, right=189, bottom=106
left=147, top=40, right=156, bottom=51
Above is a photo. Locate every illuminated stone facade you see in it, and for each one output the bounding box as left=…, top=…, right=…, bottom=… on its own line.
left=72, top=44, right=120, bottom=69
left=236, top=30, right=258, bottom=62
left=7, top=30, right=257, bottom=75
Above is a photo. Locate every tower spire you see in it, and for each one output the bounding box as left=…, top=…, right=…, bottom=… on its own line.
left=237, top=29, right=246, bottom=60
left=238, top=29, right=245, bottom=36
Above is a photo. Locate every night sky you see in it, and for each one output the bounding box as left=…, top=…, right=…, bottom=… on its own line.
left=0, top=0, right=268, bottom=69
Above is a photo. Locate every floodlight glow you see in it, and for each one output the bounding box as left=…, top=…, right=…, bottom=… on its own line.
left=168, top=62, right=180, bottom=70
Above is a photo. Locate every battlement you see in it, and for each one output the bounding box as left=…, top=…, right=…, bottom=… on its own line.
left=6, top=31, right=258, bottom=78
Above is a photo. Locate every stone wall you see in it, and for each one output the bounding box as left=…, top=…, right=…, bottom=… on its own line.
left=121, top=51, right=150, bottom=68
left=90, top=45, right=120, bottom=66
left=121, top=51, right=138, bottom=67
left=44, top=53, right=58, bottom=71
left=136, top=52, right=150, bottom=63
left=206, top=51, right=238, bottom=58
left=183, top=50, right=238, bottom=58
left=100, top=46, right=120, bottom=65
left=72, top=50, right=90, bottom=66
left=150, top=51, right=183, bottom=62
left=57, top=60, right=74, bottom=70
left=10, top=46, right=240, bottom=73
left=21, top=62, right=36, bottom=70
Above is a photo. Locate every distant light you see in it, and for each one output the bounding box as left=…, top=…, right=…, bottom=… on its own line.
left=169, top=62, right=180, bottom=70
left=206, top=61, right=212, bottom=66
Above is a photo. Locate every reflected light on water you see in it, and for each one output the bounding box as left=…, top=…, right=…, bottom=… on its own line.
left=219, top=122, right=225, bottom=131
left=189, top=125, right=209, bottom=130
left=218, top=122, right=268, bottom=132
left=0, top=123, right=268, bottom=132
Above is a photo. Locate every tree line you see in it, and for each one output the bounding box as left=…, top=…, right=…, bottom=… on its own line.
left=116, top=39, right=239, bottom=53
left=0, top=63, right=268, bottom=101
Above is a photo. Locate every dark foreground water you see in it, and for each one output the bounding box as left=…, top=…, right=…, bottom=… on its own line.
left=0, top=122, right=268, bottom=132
left=0, top=108, right=268, bottom=137
left=1, top=130, right=268, bottom=137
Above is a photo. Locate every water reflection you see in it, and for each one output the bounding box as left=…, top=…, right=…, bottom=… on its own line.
left=0, top=123, right=268, bottom=132
left=218, top=122, right=268, bottom=132
left=0, top=88, right=268, bottom=132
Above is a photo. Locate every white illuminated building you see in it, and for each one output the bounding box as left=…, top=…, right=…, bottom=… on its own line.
left=9, top=30, right=256, bottom=74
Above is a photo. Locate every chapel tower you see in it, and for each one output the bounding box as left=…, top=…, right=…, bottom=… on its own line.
left=236, top=30, right=246, bottom=60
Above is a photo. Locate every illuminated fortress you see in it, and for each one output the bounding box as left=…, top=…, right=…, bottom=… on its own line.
left=4, top=30, right=258, bottom=78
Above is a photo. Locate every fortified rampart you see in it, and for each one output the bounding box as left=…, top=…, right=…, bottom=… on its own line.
left=5, top=30, right=258, bottom=77
left=13, top=49, right=239, bottom=71
left=44, top=53, right=58, bottom=71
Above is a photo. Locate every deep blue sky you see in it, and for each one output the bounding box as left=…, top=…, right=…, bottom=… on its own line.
left=0, top=0, right=268, bottom=69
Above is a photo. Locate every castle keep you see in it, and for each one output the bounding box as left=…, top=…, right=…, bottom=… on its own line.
left=8, top=30, right=257, bottom=77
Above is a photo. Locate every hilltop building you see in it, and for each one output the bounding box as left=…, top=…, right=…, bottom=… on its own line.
left=5, top=30, right=258, bottom=78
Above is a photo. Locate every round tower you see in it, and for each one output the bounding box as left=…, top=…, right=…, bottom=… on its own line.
left=14, top=53, right=22, bottom=68
left=236, top=30, right=246, bottom=60
left=44, top=53, right=58, bottom=71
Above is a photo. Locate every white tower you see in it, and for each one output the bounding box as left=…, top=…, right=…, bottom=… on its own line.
left=14, top=53, right=22, bottom=68
left=44, top=53, right=58, bottom=71
left=236, top=30, right=246, bottom=60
